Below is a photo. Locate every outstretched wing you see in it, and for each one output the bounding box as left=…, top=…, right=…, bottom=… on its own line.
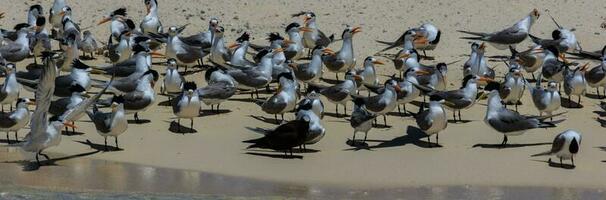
left=30, top=56, right=57, bottom=138
left=61, top=77, right=113, bottom=122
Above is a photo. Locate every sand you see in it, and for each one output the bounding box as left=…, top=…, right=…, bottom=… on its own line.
left=1, top=0, right=606, bottom=195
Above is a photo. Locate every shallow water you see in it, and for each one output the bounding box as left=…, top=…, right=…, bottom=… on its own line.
left=0, top=156, right=605, bottom=199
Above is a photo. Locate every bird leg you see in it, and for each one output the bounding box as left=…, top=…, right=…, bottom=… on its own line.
left=351, top=131, right=356, bottom=144
left=571, top=156, right=575, bottom=167
left=190, top=119, right=194, bottom=130
left=458, top=110, right=462, bottom=122
left=363, top=132, right=368, bottom=144
left=35, top=153, right=40, bottom=165
left=14, top=131, right=18, bottom=143
left=335, top=73, right=339, bottom=81
left=104, top=137, right=108, bottom=151
left=344, top=104, right=347, bottom=116
left=71, top=121, right=76, bottom=133
left=578, top=95, right=581, bottom=108
left=255, top=89, right=260, bottom=99
left=597, top=88, right=601, bottom=99
left=274, top=114, right=279, bottom=124
left=39, top=151, right=50, bottom=161
left=177, top=119, right=182, bottom=133
left=428, top=136, right=432, bottom=148
left=452, top=111, right=457, bottom=123
left=5, top=132, right=10, bottom=144
left=115, top=137, right=119, bottom=149
left=335, top=104, right=339, bottom=117
left=383, top=115, right=387, bottom=127
left=134, top=113, right=140, bottom=123
left=281, top=114, right=284, bottom=121
left=216, top=104, right=221, bottom=113
left=560, top=157, right=563, bottom=166
left=436, top=133, right=439, bottom=145
left=397, top=105, right=401, bottom=116
left=501, top=135, right=508, bottom=147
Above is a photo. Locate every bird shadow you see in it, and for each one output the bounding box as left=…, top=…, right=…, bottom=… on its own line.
left=199, top=109, right=231, bottom=116
left=372, top=123, right=392, bottom=129
left=157, top=100, right=173, bottom=106
left=168, top=121, right=197, bottom=134
left=179, top=69, right=205, bottom=76
left=61, top=130, right=85, bottom=136
left=447, top=119, right=473, bottom=124
left=386, top=111, right=411, bottom=117
left=472, top=142, right=551, bottom=149
left=7, top=150, right=100, bottom=171
left=245, top=152, right=303, bottom=159
left=320, top=78, right=343, bottom=85
left=127, top=119, right=151, bottom=124
left=0, top=139, right=21, bottom=145
left=595, top=117, right=606, bottom=127
left=74, top=140, right=123, bottom=152
left=25, top=63, right=43, bottom=70
left=229, top=98, right=259, bottom=103
left=323, top=112, right=348, bottom=118
left=79, top=55, right=96, bottom=60
left=346, top=139, right=370, bottom=150
left=585, top=93, right=605, bottom=100
left=596, top=146, right=606, bottom=152
left=249, top=115, right=282, bottom=124
left=531, top=159, right=576, bottom=169
left=344, top=126, right=439, bottom=151
left=560, top=97, right=583, bottom=108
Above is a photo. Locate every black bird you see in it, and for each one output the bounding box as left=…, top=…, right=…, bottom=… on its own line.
left=243, top=118, right=310, bottom=156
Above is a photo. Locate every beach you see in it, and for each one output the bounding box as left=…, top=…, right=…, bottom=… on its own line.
left=1, top=0, right=606, bottom=198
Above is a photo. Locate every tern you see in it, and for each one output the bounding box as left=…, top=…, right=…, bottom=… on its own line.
left=140, top=0, right=163, bottom=35
left=395, top=69, right=421, bottom=115
left=349, top=98, right=376, bottom=145
left=295, top=98, right=325, bottom=149
left=293, top=11, right=334, bottom=53
left=292, top=46, right=332, bottom=85
left=585, top=46, right=606, bottom=98
left=391, top=31, right=426, bottom=76
left=309, top=72, right=361, bottom=117
left=463, top=42, right=493, bottom=81
left=53, top=59, right=92, bottom=97
left=256, top=73, right=298, bottom=123
left=458, top=9, right=540, bottom=50
left=87, top=96, right=128, bottom=151
left=31, top=16, right=52, bottom=65
left=0, top=24, right=33, bottom=63
left=0, top=64, right=21, bottom=112
left=227, top=49, right=277, bottom=99
left=298, top=90, right=324, bottom=119
left=98, top=8, right=133, bottom=41
left=48, top=84, right=86, bottom=133
left=511, top=45, right=545, bottom=81
left=356, top=56, right=384, bottom=88
left=413, top=96, right=448, bottom=147
left=243, top=118, right=310, bottom=157
left=563, top=64, right=588, bottom=107
left=527, top=76, right=561, bottom=119
left=197, top=81, right=236, bottom=113
left=532, top=130, right=581, bottom=167
left=0, top=98, right=33, bottom=144
left=49, top=0, right=67, bottom=31
left=172, top=82, right=201, bottom=132
left=322, top=26, right=361, bottom=80
left=229, top=32, right=255, bottom=67
left=482, top=89, right=562, bottom=147
left=541, top=46, right=568, bottom=85
left=284, top=22, right=310, bottom=61
left=98, top=70, right=158, bottom=122
left=79, top=30, right=99, bottom=59
left=160, top=58, right=184, bottom=99
left=160, top=26, right=208, bottom=69
left=413, top=23, right=442, bottom=57
left=209, top=26, right=231, bottom=68
left=421, top=75, right=491, bottom=122
left=355, top=79, right=399, bottom=126
left=499, top=64, right=526, bottom=111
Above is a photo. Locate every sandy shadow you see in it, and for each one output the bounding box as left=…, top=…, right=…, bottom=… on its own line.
left=323, top=112, right=348, bottom=118
left=61, top=130, right=86, bottom=136
left=157, top=100, right=173, bottom=106
left=320, top=78, right=343, bottom=85
left=532, top=159, right=575, bottom=169
left=127, top=119, right=151, bottom=124
left=593, top=111, right=606, bottom=117
left=249, top=115, right=282, bottom=124
left=595, top=117, right=606, bottom=127
left=447, top=119, right=474, bottom=124
left=12, top=150, right=100, bottom=171
left=560, top=97, right=583, bottom=108
left=168, top=121, right=197, bottom=134
left=79, top=55, right=96, bottom=60
left=229, top=98, right=259, bottom=103
left=199, top=109, right=231, bottom=117
left=597, top=146, right=606, bottom=152
left=472, top=142, right=551, bottom=149
left=585, top=93, right=605, bottom=100
left=75, top=139, right=123, bottom=152
left=345, top=126, right=438, bottom=151
left=179, top=69, right=205, bottom=76
left=245, top=152, right=303, bottom=159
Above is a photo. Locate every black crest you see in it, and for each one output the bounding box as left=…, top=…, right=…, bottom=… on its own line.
left=267, top=32, right=283, bottom=42
left=254, top=49, right=271, bottom=61
left=13, top=23, right=30, bottom=31
left=277, top=72, right=294, bottom=81
left=111, top=8, right=127, bottom=17
left=236, top=32, right=250, bottom=42
left=36, top=16, right=46, bottom=26
left=112, top=95, right=126, bottom=104
left=143, top=70, right=160, bottom=81
left=285, top=22, right=300, bottom=32
left=72, top=59, right=91, bottom=70
left=69, top=84, right=86, bottom=93
left=183, top=82, right=198, bottom=91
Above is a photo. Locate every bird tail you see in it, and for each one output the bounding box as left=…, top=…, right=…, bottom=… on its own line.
left=528, top=34, right=542, bottom=44
left=537, top=111, right=568, bottom=123
left=254, top=99, right=265, bottom=107
left=457, top=30, right=488, bottom=37
left=459, top=36, right=485, bottom=41
left=96, top=97, right=113, bottom=107
left=375, top=40, right=395, bottom=46
left=531, top=151, right=553, bottom=157
left=328, top=34, right=335, bottom=43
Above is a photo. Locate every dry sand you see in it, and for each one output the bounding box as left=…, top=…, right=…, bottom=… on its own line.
left=1, top=0, right=606, bottom=194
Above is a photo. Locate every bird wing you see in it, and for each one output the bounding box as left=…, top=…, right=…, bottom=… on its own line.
left=585, top=66, right=606, bottom=84
left=415, top=110, right=433, bottom=131
left=60, top=77, right=113, bottom=122
left=488, top=108, right=536, bottom=133
left=315, top=29, right=333, bottom=47
left=550, top=133, right=566, bottom=153
left=29, top=57, right=57, bottom=139
left=488, top=26, right=528, bottom=44
left=350, top=108, right=375, bottom=127
left=0, top=112, right=17, bottom=128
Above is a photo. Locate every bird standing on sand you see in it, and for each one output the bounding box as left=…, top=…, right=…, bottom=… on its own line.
left=563, top=64, right=588, bottom=107
left=87, top=96, right=128, bottom=151
left=414, top=97, right=447, bottom=147
left=79, top=30, right=99, bottom=59
left=284, top=22, right=310, bottom=61
left=356, top=56, right=384, bottom=88
left=309, top=72, right=361, bottom=117
left=322, top=26, right=361, bottom=80
left=0, top=64, right=21, bottom=112
left=49, top=0, right=67, bottom=31
left=458, top=9, right=540, bottom=50
left=511, top=45, right=545, bottom=81
left=349, top=98, right=376, bottom=145
left=256, top=73, right=298, bottom=123
left=527, top=77, right=561, bottom=119
left=227, top=49, right=277, bottom=99
left=295, top=98, right=325, bottom=149
left=1, top=24, right=33, bottom=63
left=499, top=65, right=526, bottom=111
left=425, top=75, right=490, bottom=122
left=229, top=32, right=255, bottom=67
left=140, top=0, right=163, bottom=35
left=532, top=130, right=581, bottom=167
left=0, top=98, right=33, bottom=144
left=172, top=82, right=201, bottom=133
left=298, top=90, right=324, bottom=119
left=31, top=16, right=52, bottom=65
left=160, top=59, right=184, bottom=99
left=292, top=46, right=332, bottom=85
left=585, top=46, right=606, bottom=98
left=293, top=11, right=334, bottom=53
left=541, top=46, right=567, bottom=85
left=482, top=89, right=562, bottom=147
left=243, top=118, right=310, bottom=157
left=355, top=79, right=399, bottom=126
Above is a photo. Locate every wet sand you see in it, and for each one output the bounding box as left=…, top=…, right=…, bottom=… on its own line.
left=1, top=0, right=606, bottom=198
left=1, top=146, right=605, bottom=199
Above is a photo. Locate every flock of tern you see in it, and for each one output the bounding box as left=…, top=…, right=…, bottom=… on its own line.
left=1, top=0, right=602, bottom=168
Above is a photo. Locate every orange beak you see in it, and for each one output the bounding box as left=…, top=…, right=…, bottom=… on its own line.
left=146, top=4, right=151, bottom=14
left=478, top=76, right=494, bottom=83
left=322, top=48, right=336, bottom=56
left=372, top=60, right=385, bottom=65
left=415, top=70, right=431, bottom=75
left=150, top=51, right=165, bottom=58
left=353, top=75, right=363, bottom=81
left=413, top=35, right=428, bottom=45
left=97, top=17, right=111, bottom=25
left=303, top=16, right=311, bottom=24
left=0, top=12, right=5, bottom=19
left=274, top=48, right=284, bottom=53
left=580, top=63, right=589, bottom=72
left=288, top=63, right=298, bottom=71
left=299, top=27, right=313, bottom=32
left=479, top=42, right=486, bottom=50
left=228, top=42, right=239, bottom=49
left=398, top=53, right=410, bottom=59
left=352, top=27, right=362, bottom=34
left=283, top=39, right=295, bottom=45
